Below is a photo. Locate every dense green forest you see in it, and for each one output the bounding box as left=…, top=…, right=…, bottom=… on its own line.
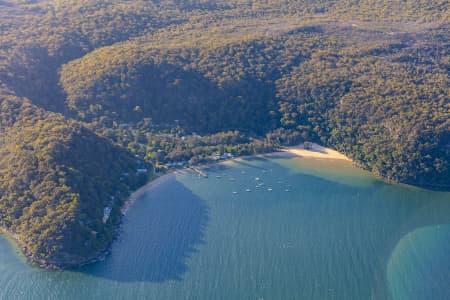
left=0, top=96, right=147, bottom=267
left=0, top=0, right=449, bottom=267
left=59, top=22, right=449, bottom=186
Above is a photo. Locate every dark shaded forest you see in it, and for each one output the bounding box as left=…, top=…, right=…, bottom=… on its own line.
left=0, top=0, right=449, bottom=267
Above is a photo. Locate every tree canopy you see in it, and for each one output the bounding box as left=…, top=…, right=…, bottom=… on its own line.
left=0, top=0, right=448, bottom=267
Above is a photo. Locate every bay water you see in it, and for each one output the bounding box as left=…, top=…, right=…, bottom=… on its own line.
left=0, top=156, right=449, bottom=299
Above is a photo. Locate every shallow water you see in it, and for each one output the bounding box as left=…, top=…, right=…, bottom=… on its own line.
left=0, top=156, right=449, bottom=300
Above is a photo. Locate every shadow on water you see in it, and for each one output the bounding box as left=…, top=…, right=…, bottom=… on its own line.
left=78, top=178, right=209, bottom=283
left=76, top=156, right=449, bottom=298
left=231, top=156, right=274, bottom=171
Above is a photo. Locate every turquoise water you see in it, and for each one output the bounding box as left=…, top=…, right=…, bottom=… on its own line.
left=0, top=156, right=449, bottom=300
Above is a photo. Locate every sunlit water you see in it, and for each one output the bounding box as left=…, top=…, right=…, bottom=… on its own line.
left=0, top=156, right=449, bottom=300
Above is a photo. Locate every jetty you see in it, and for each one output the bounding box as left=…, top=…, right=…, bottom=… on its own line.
left=190, top=167, right=208, bottom=177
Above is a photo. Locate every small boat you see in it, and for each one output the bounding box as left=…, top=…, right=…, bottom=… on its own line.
left=229, top=177, right=235, bottom=181
left=267, top=188, right=273, bottom=191
left=232, top=191, right=238, bottom=194
left=216, top=175, right=222, bottom=179
left=255, top=177, right=260, bottom=181
left=245, top=189, right=251, bottom=192
left=285, top=189, right=291, bottom=192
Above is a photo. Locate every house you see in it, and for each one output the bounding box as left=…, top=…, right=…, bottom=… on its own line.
left=103, top=207, right=112, bottom=224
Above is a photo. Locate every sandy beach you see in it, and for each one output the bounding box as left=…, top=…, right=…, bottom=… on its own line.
left=222, top=143, right=352, bottom=164
left=281, top=143, right=351, bottom=161
left=121, top=143, right=351, bottom=214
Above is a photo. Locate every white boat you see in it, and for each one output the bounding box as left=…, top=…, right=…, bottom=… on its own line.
left=267, top=188, right=273, bottom=191
left=245, top=189, right=251, bottom=192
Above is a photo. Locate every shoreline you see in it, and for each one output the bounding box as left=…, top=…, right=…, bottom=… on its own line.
left=121, top=172, right=178, bottom=215
left=0, top=142, right=441, bottom=270
left=221, top=143, right=352, bottom=165
left=121, top=143, right=351, bottom=215
left=4, top=142, right=443, bottom=270
left=280, top=143, right=351, bottom=161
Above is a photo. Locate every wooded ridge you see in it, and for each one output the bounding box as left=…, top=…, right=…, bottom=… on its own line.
left=0, top=0, right=448, bottom=267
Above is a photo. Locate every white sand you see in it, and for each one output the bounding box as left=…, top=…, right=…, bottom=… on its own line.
left=282, top=143, right=351, bottom=161
left=122, top=143, right=350, bottom=214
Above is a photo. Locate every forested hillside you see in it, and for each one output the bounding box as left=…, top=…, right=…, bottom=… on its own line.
left=0, top=96, right=145, bottom=267
left=0, top=0, right=449, bottom=267
left=59, top=23, right=449, bottom=187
